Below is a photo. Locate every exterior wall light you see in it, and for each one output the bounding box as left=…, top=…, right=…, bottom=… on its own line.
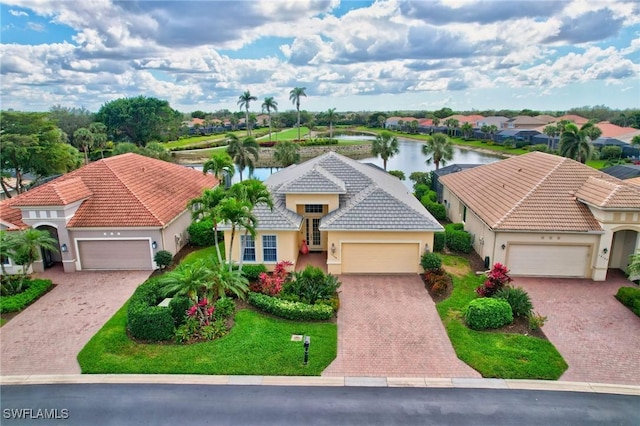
left=603, top=248, right=608, bottom=254
left=61, top=243, right=68, bottom=253
left=152, top=241, right=158, bottom=250
left=501, top=244, right=506, bottom=250
left=330, top=243, right=336, bottom=255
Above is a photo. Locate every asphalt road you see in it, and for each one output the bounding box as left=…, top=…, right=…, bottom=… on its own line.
left=1, top=384, right=638, bottom=425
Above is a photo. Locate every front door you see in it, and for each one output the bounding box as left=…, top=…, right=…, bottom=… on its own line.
left=305, top=217, right=322, bottom=251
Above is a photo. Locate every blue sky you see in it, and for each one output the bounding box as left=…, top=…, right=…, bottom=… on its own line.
left=1, top=0, right=638, bottom=113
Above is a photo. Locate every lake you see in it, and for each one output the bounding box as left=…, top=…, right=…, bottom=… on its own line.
left=190, top=136, right=503, bottom=189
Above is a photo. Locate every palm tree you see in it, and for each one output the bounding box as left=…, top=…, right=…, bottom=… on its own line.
left=628, top=250, right=640, bottom=280
left=460, top=122, right=473, bottom=140
left=159, top=259, right=214, bottom=303
left=0, top=230, right=11, bottom=275
left=422, top=133, right=454, bottom=170
left=204, top=264, right=249, bottom=301
left=216, top=197, right=256, bottom=272
left=432, top=117, right=440, bottom=129
left=7, top=228, right=59, bottom=275
left=326, top=108, right=337, bottom=138
left=261, top=97, right=278, bottom=141
left=371, top=130, right=400, bottom=171
left=543, top=124, right=557, bottom=150
left=188, top=186, right=228, bottom=264
left=581, top=122, right=602, bottom=143
left=488, top=124, right=498, bottom=141
left=559, top=123, right=594, bottom=163
left=202, top=152, right=235, bottom=185
left=274, top=141, right=300, bottom=167
left=237, top=91, right=257, bottom=136
left=480, top=124, right=490, bottom=140
left=229, top=116, right=239, bottom=131
left=289, top=87, right=307, bottom=141
left=410, top=120, right=419, bottom=134
left=226, top=133, right=259, bottom=181
left=89, top=122, right=108, bottom=159
left=73, top=128, right=94, bottom=165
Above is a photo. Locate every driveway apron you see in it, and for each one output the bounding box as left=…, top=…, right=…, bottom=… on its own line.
left=322, top=275, right=480, bottom=378
left=1, top=267, right=150, bottom=376
left=515, top=273, right=640, bottom=386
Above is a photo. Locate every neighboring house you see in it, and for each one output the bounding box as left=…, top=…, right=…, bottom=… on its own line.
left=432, top=164, right=482, bottom=203
left=494, top=129, right=541, bottom=144
left=0, top=153, right=218, bottom=273
left=440, top=152, right=640, bottom=281
left=476, top=116, right=509, bottom=129
left=221, top=151, right=443, bottom=274
left=503, top=116, right=547, bottom=129
left=601, top=164, right=640, bottom=180
left=534, top=114, right=557, bottom=124
left=0, top=178, right=31, bottom=201
left=556, top=114, right=589, bottom=125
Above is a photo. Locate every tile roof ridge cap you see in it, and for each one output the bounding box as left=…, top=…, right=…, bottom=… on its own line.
left=494, top=155, right=566, bottom=228
left=52, top=176, right=91, bottom=204
left=102, top=156, right=165, bottom=226
left=322, top=184, right=376, bottom=226
left=598, top=178, right=639, bottom=205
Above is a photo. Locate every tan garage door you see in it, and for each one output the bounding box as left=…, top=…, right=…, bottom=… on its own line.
left=78, top=240, right=152, bottom=270
left=507, top=244, right=590, bottom=278
left=341, top=243, right=419, bottom=274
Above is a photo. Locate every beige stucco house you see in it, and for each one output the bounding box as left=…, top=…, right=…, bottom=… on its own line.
left=440, top=152, right=640, bottom=281
left=0, top=153, right=218, bottom=273
left=222, top=151, right=443, bottom=274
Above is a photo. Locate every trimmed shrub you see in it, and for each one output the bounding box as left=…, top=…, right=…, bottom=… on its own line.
left=528, top=144, right=549, bottom=153
left=434, top=232, right=446, bottom=252
left=284, top=266, right=341, bottom=305
left=414, top=184, right=430, bottom=201
left=615, top=286, right=640, bottom=317
left=154, top=250, right=173, bottom=270
left=445, top=226, right=472, bottom=253
left=248, top=292, right=334, bottom=320
left=127, top=279, right=175, bottom=341
left=0, top=278, right=53, bottom=313
left=420, top=252, right=442, bottom=271
left=464, top=298, right=513, bottom=330
left=299, top=138, right=338, bottom=146
left=424, top=202, right=447, bottom=221
left=214, top=297, right=236, bottom=320
left=447, top=223, right=464, bottom=231
left=494, top=287, right=532, bottom=317
left=600, top=145, right=623, bottom=160
left=239, top=264, right=268, bottom=282
left=168, top=295, right=192, bottom=326
left=187, top=218, right=217, bottom=247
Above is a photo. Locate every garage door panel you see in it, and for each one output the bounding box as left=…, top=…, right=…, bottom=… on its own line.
left=342, top=243, right=419, bottom=274
left=78, top=240, right=152, bottom=270
left=507, top=244, right=590, bottom=278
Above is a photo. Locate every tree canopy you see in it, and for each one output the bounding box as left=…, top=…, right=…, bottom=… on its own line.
left=95, top=96, right=181, bottom=145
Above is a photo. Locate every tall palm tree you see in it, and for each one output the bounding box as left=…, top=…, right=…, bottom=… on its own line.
left=226, top=133, right=259, bottom=181
left=543, top=124, right=557, bottom=150
left=237, top=91, right=257, bottom=136
left=289, top=87, right=307, bottom=141
left=7, top=228, right=59, bottom=275
left=559, top=123, right=594, bottom=163
left=460, top=122, right=473, bottom=140
left=159, top=259, right=214, bottom=303
left=73, top=128, right=94, bottom=165
left=371, top=130, right=400, bottom=171
left=261, top=97, right=278, bottom=141
left=326, top=108, right=337, bottom=138
left=216, top=197, right=256, bottom=272
left=581, top=122, right=602, bottom=143
left=188, top=186, right=228, bottom=264
left=422, top=133, right=454, bottom=170
left=204, top=264, right=249, bottom=301
left=273, top=141, right=300, bottom=167
left=480, top=124, right=490, bottom=140
left=88, top=122, right=108, bottom=159
left=432, top=117, right=440, bottom=128
left=488, top=124, right=498, bottom=141
left=202, top=152, right=235, bottom=186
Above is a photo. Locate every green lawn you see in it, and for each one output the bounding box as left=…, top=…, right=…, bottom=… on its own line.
left=436, top=260, right=568, bottom=380
left=270, top=127, right=310, bottom=140
left=181, top=243, right=225, bottom=266
left=585, top=159, right=608, bottom=169
left=164, top=135, right=226, bottom=149
left=78, top=306, right=336, bottom=375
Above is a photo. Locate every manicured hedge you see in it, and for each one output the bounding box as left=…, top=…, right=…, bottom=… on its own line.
left=127, top=279, right=174, bottom=341
left=445, top=223, right=472, bottom=253
left=169, top=295, right=192, bottom=326
left=187, top=218, right=217, bottom=247
left=464, top=298, right=513, bottom=330
left=424, top=202, right=446, bottom=221
left=248, top=292, right=333, bottom=321
left=240, top=264, right=268, bottom=282
left=434, top=232, right=446, bottom=252
left=615, top=286, right=640, bottom=317
left=0, top=279, right=53, bottom=313
left=420, top=252, right=442, bottom=271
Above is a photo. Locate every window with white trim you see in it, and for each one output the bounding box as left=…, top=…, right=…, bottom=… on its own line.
left=241, top=235, right=256, bottom=262
left=262, top=235, right=277, bottom=262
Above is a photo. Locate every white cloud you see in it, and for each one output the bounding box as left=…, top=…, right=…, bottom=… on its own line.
left=9, top=9, right=28, bottom=17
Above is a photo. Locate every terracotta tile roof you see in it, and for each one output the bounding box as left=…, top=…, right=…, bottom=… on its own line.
left=626, top=177, right=640, bottom=187
left=556, top=114, right=589, bottom=124
left=0, top=198, right=27, bottom=230
left=575, top=177, right=640, bottom=209
left=439, top=152, right=639, bottom=232
left=1, top=154, right=218, bottom=228
left=594, top=122, right=640, bottom=139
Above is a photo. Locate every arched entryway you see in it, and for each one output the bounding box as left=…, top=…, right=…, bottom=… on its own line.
left=609, top=229, right=639, bottom=276
left=36, top=225, right=61, bottom=269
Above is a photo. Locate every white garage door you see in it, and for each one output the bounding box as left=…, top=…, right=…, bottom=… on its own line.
left=507, top=244, right=591, bottom=278
left=78, top=240, right=152, bottom=270
left=341, top=243, right=419, bottom=274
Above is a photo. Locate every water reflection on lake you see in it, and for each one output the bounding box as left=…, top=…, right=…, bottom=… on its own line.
left=190, top=137, right=503, bottom=189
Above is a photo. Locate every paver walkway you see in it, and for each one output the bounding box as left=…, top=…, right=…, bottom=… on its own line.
left=323, top=275, right=480, bottom=378
left=0, top=266, right=150, bottom=376
left=516, top=272, right=640, bottom=386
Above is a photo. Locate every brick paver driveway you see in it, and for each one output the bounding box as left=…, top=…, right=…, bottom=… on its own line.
left=516, top=273, right=640, bottom=386
left=323, top=275, right=480, bottom=378
left=0, top=266, right=150, bottom=376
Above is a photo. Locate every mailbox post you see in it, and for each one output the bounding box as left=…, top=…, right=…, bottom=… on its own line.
left=303, top=336, right=310, bottom=365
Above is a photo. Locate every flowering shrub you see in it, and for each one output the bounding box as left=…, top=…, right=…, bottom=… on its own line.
left=174, top=297, right=231, bottom=344
left=250, top=261, right=292, bottom=296
left=476, top=262, right=512, bottom=297
left=187, top=298, right=216, bottom=326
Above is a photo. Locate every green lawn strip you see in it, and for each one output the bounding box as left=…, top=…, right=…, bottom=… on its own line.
left=164, top=135, right=225, bottom=149
left=585, top=159, right=607, bottom=169
left=78, top=306, right=336, bottom=376
left=270, top=127, right=310, bottom=140
left=181, top=243, right=225, bottom=266
left=437, top=272, right=567, bottom=379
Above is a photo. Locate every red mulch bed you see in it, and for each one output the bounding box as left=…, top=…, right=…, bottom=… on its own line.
left=423, top=250, right=547, bottom=341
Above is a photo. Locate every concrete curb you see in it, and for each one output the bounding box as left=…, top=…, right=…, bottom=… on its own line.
left=1, top=375, right=639, bottom=396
